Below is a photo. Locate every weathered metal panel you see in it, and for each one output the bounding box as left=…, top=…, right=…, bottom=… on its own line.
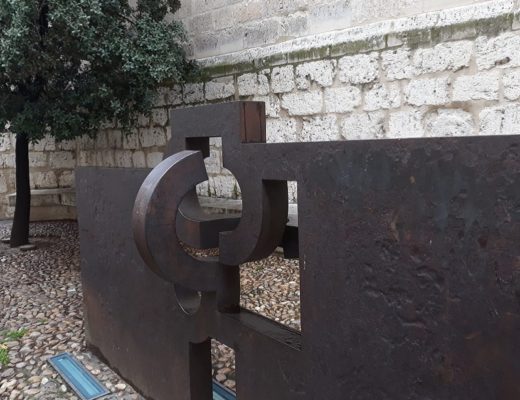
left=77, top=102, right=520, bottom=400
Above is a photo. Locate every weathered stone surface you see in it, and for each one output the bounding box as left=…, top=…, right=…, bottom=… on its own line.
left=301, top=115, right=339, bottom=141
left=413, top=41, right=473, bottom=74
left=381, top=48, right=414, bottom=81
left=271, top=66, right=295, bottom=94
left=338, top=53, right=379, bottom=85
left=49, top=152, right=76, bottom=169
left=405, top=77, right=450, bottom=106
left=238, top=73, right=269, bottom=96
left=139, top=128, right=166, bottom=148
left=132, top=151, right=146, bottom=168
left=122, top=131, right=140, bottom=150
left=266, top=118, right=298, bottom=143
left=388, top=110, right=425, bottom=138
left=58, top=171, right=75, bottom=187
left=29, top=152, right=48, bottom=168
left=31, top=172, right=58, bottom=189
left=0, top=175, right=7, bottom=193
left=0, top=153, right=15, bottom=168
left=364, top=83, right=401, bottom=111
left=452, top=71, right=500, bottom=101
left=151, top=109, right=169, bottom=127
left=341, top=111, right=385, bottom=140
left=0, top=135, right=12, bottom=152
left=114, top=150, right=133, bottom=168
left=78, top=151, right=94, bottom=167
left=166, top=85, right=183, bottom=106
left=503, top=68, right=520, bottom=100
left=183, top=83, right=205, bottom=103
left=281, top=91, right=323, bottom=116
left=324, top=87, right=361, bottom=113
left=205, top=77, right=236, bottom=100
left=57, top=139, right=77, bottom=151
left=30, top=136, right=56, bottom=152
left=476, top=33, right=520, bottom=70
left=295, top=60, right=336, bottom=89
left=480, top=104, right=520, bottom=135
left=424, top=109, right=474, bottom=137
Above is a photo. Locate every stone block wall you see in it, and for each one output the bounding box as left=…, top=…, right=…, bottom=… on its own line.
left=1, top=0, right=520, bottom=218
left=176, top=0, right=493, bottom=58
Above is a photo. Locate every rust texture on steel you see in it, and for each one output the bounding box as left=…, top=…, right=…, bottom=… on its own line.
left=76, top=101, right=520, bottom=400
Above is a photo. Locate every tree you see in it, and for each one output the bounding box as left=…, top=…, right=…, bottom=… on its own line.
left=0, top=0, right=195, bottom=247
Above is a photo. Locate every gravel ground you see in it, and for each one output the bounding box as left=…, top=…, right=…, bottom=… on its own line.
left=0, top=221, right=300, bottom=399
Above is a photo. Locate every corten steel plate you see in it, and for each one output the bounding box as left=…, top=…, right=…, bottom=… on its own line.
left=76, top=101, right=520, bottom=400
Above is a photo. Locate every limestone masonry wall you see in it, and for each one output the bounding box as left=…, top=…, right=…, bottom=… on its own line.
left=177, top=0, right=492, bottom=58
left=1, top=0, right=520, bottom=218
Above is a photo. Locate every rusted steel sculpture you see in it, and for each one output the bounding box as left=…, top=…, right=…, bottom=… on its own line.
left=76, top=102, right=520, bottom=400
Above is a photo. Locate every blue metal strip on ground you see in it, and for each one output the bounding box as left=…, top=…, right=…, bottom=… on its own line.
left=50, top=352, right=236, bottom=400
left=48, top=353, right=110, bottom=400
left=213, top=380, right=236, bottom=400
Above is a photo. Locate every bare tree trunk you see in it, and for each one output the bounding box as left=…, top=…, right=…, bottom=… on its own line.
left=10, top=133, right=31, bottom=247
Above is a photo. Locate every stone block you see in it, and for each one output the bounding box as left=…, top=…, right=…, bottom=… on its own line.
left=114, top=150, right=133, bottom=168
left=166, top=85, right=183, bottom=106
left=31, top=171, right=57, bottom=189
left=132, top=151, right=146, bottom=168
left=205, top=77, right=236, bottom=100
left=183, top=83, right=205, bottom=103
left=49, top=151, right=76, bottom=169
left=503, top=68, right=520, bottom=100
left=28, top=152, right=47, bottom=168
left=30, top=136, right=55, bottom=151
left=476, top=33, right=520, bottom=71
left=106, top=130, right=123, bottom=148
left=413, top=41, right=473, bottom=74
left=295, top=60, right=336, bottom=89
left=122, top=131, right=140, bottom=150
left=424, top=109, right=474, bottom=137
left=271, top=66, right=295, bottom=94
left=139, top=127, right=166, bottom=148
left=58, top=171, right=75, bottom=187
left=78, top=151, right=95, bottom=167
left=381, top=48, right=414, bottom=81
left=341, top=111, right=385, bottom=140
left=77, top=135, right=95, bottom=150
left=243, top=18, right=282, bottom=48
left=405, top=77, right=450, bottom=106
left=151, top=109, right=169, bottom=127
left=238, top=73, right=270, bottom=96
left=0, top=135, right=11, bottom=152
left=0, top=153, right=15, bottom=168
left=364, top=83, right=401, bottom=111
left=0, top=175, right=7, bottom=193
left=281, top=90, right=323, bottom=116
left=480, top=104, right=520, bottom=135
left=452, top=71, right=500, bottom=101
left=388, top=110, right=425, bottom=138
left=324, top=87, right=361, bottom=113
left=266, top=118, right=298, bottom=143
left=138, top=113, right=150, bottom=128
left=338, top=53, right=379, bottom=85
left=301, top=115, right=339, bottom=142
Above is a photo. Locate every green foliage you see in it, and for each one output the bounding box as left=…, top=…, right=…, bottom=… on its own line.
left=0, top=345, right=8, bottom=366
left=0, top=328, right=29, bottom=366
left=4, top=328, right=28, bottom=340
left=0, top=0, right=195, bottom=141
